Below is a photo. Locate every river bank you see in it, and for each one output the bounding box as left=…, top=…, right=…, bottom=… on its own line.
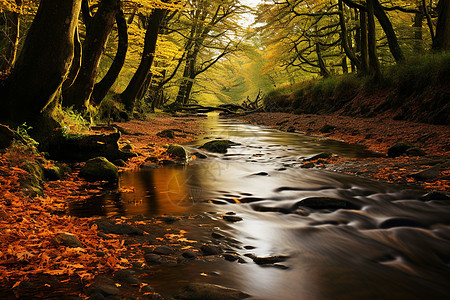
left=1, top=112, right=450, bottom=299
left=0, top=114, right=214, bottom=299
left=238, top=112, right=450, bottom=192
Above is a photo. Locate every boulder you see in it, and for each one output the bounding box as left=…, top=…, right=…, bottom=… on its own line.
left=252, top=255, right=289, bottom=265
left=200, top=244, right=223, bottom=256
left=144, top=253, right=163, bottom=265
left=379, top=218, right=424, bottom=229
left=80, top=157, right=119, bottom=182
left=182, top=251, right=198, bottom=259
left=54, top=232, right=83, bottom=248
left=319, top=124, right=336, bottom=133
left=166, top=144, right=189, bottom=160
left=114, top=269, right=141, bottom=285
left=153, top=245, right=174, bottom=255
left=419, top=191, right=450, bottom=201
left=387, top=142, right=413, bottom=158
left=410, top=165, right=442, bottom=181
left=297, top=197, right=351, bottom=210
left=405, top=147, right=426, bottom=157
left=303, top=152, right=332, bottom=161
left=286, top=126, right=296, bottom=133
left=95, top=219, right=144, bottom=235
left=176, top=283, right=250, bottom=300
left=157, top=129, right=175, bottom=139
left=222, top=215, right=243, bottom=222
left=43, top=165, right=69, bottom=181
left=200, top=140, right=238, bottom=153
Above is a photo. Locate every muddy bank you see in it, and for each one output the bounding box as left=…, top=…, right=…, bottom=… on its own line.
left=238, top=112, right=450, bottom=191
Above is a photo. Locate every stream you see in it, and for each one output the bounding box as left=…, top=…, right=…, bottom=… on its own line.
left=76, top=114, right=450, bottom=299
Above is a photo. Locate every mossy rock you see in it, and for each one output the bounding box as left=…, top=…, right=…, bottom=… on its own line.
left=80, top=157, right=118, bottom=182
left=157, top=129, right=175, bottom=139
left=44, top=164, right=70, bottom=181
left=200, top=140, right=238, bottom=153
left=20, top=161, right=45, bottom=196
left=166, top=145, right=189, bottom=160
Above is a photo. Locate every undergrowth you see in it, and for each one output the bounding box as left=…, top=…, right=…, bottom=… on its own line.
left=263, top=52, right=450, bottom=124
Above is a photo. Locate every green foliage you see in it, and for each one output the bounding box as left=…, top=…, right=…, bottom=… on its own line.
left=60, top=107, right=90, bottom=134
left=16, top=123, right=39, bottom=148
left=385, top=52, right=450, bottom=96
left=97, top=96, right=129, bottom=123
left=263, top=52, right=450, bottom=125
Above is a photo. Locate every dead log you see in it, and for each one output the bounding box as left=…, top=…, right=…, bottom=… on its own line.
left=47, top=132, right=137, bottom=162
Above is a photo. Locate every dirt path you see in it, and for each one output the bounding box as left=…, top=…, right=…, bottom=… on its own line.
left=238, top=112, right=450, bottom=191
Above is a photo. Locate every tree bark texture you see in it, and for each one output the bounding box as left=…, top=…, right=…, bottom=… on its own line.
left=372, top=0, right=404, bottom=62
left=0, top=0, right=22, bottom=73
left=413, top=10, right=424, bottom=53
left=433, top=0, right=450, bottom=51
left=63, top=0, right=120, bottom=110
left=316, top=43, right=331, bottom=78
left=0, top=0, right=82, bottom=131
left=120, top=8, right=166, bottom=111
left=367, top=0, right=382, bottom=80
left=91, top=7, right=128, bottom=104
left=360, top=10, right=369, bottom=75
left=62, top=26, right=82, bottom=91
left=338, top=0, right=361, bottom=70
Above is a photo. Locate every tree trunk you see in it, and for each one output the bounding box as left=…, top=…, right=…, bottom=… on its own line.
left=316, top=43, right=331, bottom=78
left=422, top=0, right=435, bottom=42
left=338, top=0, right=361, bottom=70
left=367, top=0, right=381, bottom=80
left=342, top=56, right=348, bottom=73
left=360, top=10, right=369, bottom=75
left=372, top=0, right=405, bottom=62
left=175, top=58, right=193, bottom=105
left=120, top=8, right=166, bottom=112
left=62, top=26, right=82, bottom=91
left=0, top=0, right=82, bottom=137
left=433, top=0, right=450, bottom=51
left=91, top=8, right=128, bottom=104
left=63, top=0, right=120, bottom=110
left=0, top=0, right=22, bottom=73
left=413, top=10, right=424, bottom=53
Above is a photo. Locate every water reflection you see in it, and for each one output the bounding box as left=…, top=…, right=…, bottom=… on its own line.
left=71, top=114, right=450, bottom=299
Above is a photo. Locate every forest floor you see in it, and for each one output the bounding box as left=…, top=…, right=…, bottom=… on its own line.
left=1, top=112, right=449, bottom=299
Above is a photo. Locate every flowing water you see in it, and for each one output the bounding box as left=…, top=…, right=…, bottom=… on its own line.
left=74, top=114, right=450, bottom=299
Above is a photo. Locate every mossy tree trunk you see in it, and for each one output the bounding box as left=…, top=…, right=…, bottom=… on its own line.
left=0, top=0, right=82, bottom=140
left=120, top=8, right=166, bottom=112
left=63, top=0, right=120, bottom=111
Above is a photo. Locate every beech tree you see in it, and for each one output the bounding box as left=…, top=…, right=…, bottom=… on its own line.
left=433, top=0, right=450, bottom=51
left=172, top=0, right=242, bottom=106
left=120, top=7, right=167, bottom=111
left=0, top=0, right=82, bottom=139
left=63, top=0, right=122, bottom=110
